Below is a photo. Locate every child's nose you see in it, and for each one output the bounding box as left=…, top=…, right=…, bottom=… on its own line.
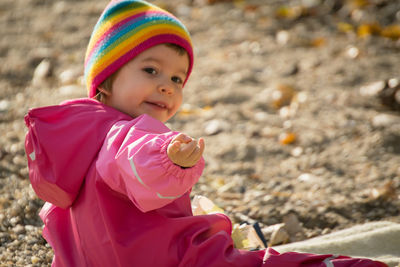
left=158, top=80, right=174, bottom=95
left=159, top=87, right=173, bottom=95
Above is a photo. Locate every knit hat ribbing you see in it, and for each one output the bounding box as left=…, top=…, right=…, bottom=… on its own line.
left=84, top=0, right=194, bottom=98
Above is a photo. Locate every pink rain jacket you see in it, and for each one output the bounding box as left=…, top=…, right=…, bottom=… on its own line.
left=24, top=98, right=266, bottom=266
left=25, top=98, right=388, bottom=267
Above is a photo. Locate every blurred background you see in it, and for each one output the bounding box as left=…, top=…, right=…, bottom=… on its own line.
left=0, top=0, right=400, bottom=265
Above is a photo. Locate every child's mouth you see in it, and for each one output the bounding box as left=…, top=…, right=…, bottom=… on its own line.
left=146, top=101, right=167, bottom=109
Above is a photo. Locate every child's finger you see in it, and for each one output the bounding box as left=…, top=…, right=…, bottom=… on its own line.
left=173, top=133, right=192, bottom=144
left=198, top=138, right=205, bottom=155
left=177, top=141, right=196, bottom=159
left=189, top=138, right=205, bottom=157
left=168, top=140, right=181, bottom=155
left=185, top=138, right=205, bottom=164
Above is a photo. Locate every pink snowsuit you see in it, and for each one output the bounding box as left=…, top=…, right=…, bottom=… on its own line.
left=24, top=98, right=266, bottom=266
left=25, top=98, right=388, bottom=267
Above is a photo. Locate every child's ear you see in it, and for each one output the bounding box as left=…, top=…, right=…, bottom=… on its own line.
left=98, top=87, right=111, bottom=96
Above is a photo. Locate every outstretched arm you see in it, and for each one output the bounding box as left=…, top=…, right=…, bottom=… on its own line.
left=96, top=118, right=205, bottom=213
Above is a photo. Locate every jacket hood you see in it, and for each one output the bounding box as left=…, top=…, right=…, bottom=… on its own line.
left=25, top=98, right=132, bottom=209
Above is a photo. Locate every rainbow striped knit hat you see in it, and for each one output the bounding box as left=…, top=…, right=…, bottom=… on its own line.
left=84, top=0, right=194, bottom=98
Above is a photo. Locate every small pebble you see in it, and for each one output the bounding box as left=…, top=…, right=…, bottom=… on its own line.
left=359, top=81, right=385, bottom=96
left=13, top=225, right=25, bottom=235
left=276, top=30, right=290, bottom=45
left=204, top=119, right=229, bottom=135
left=31, top=256, right=40, bottom=264
left=32, top=59, right=51, bottom=86
left=59, top=85, right=82, bottom=95
left=0, top=100, right=10, bottom=112
left=372, top=114, right=400, bottom=128
left=298, top=173, right=319, bottom=183
left=58, top=68, right=81, bottom=85
left=345, top=46, right=360, bottom=59
left=291, top=147, right=303, bottom=157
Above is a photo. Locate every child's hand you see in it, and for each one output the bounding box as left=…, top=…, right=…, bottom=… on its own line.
left=167, top=133, right=205, bottom=168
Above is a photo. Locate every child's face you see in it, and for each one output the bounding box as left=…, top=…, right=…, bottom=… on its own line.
left=103, top=44, right=189, bottom=123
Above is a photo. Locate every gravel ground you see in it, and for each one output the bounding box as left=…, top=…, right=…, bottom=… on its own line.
left=1, top=0, right=400, bottom=265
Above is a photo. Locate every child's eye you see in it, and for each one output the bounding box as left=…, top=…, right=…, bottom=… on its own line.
left=171, top=76, right=183, bottom=84
left=143, top=68, right=157, bottom=75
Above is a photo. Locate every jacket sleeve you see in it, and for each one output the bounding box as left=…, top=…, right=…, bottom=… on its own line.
left=96, top=120, right=205, bottom=212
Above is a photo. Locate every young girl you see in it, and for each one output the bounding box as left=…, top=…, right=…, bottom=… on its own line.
left=24, top=1, right=388, bottom=266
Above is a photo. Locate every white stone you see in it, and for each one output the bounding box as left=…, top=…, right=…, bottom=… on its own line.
left=0, top=99, right=10, bottom=112
left=59, top=85, right=82, bottom=95
left=33, top=60, right=51, bottom=81
left=298, top=173, right=319, bottom=183
left=291, top=147, right=303, bottom=157
left=346, top=46, right=360, bottom=59
left=59, top=69, right=80, bottom=85
left=276, top=30, right=290, bottom=45
left=204, top=119, right=229, bottom=135
left=359, top=81, right=385, bottom=96
left=372, top=114, right=400, bottom=128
